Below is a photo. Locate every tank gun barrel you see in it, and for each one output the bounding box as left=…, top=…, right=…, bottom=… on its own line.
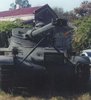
left=26, top=18, right=67, bottom=38
left=31, top=23, right=54, bottom=37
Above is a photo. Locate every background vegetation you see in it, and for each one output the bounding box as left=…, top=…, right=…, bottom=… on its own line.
left=73, top=17, right=91, bottom=50
left=0, top=19, right=32, bottom=32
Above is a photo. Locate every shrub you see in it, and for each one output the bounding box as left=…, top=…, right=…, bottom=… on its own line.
left=73, top=17, right=91, bottom=50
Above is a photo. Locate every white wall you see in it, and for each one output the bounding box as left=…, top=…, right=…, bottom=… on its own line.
left=0, top=14, right=34, bottom=21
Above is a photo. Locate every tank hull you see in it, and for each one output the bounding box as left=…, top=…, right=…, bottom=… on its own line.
left=10, top=63, right=75, bottom=89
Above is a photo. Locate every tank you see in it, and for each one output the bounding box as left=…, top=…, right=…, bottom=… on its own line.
left=0, top=18, right=90, bottom=92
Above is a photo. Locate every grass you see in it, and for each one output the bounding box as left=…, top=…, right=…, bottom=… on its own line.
left=0, top=90, right=91, bottom=100
left=0, top=81, right=91, bottom=100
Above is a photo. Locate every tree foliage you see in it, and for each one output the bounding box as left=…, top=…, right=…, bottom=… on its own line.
left=73, top=17, right=91, bottom=50
left=10, top=3, right=16, bottom=10
left=15, top=0, right=31, bottom=8
left=74, top=1, right=91, bottom=17
left=10, top=0, right=31, bottom=10
left=0, top=20, right=32, bottom=32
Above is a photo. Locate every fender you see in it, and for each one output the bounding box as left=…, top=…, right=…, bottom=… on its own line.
left=0, top=56, right=14, bottom=65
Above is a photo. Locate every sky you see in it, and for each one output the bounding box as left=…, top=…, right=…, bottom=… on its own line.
left=0, top=0, right=91, bottom=12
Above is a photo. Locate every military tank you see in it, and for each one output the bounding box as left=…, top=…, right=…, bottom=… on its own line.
left=0, top=18, right=90, bottom=92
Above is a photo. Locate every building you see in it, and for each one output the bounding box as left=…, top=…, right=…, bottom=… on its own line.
left=0, top=6, right=40, bottom=21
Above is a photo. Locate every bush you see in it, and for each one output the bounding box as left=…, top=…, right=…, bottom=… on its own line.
left=73, top=17, right=91, bottom=50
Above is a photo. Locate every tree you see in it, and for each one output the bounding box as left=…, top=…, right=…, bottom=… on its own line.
left=15, top=0, right=31, bottom=8
left=9, top=0, right=31, bottom=10
left=73, top=17, right=91, bottom=50
left=9, top=3, right=16, bottom=10
left=74, top=1, right=91, bottom=17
